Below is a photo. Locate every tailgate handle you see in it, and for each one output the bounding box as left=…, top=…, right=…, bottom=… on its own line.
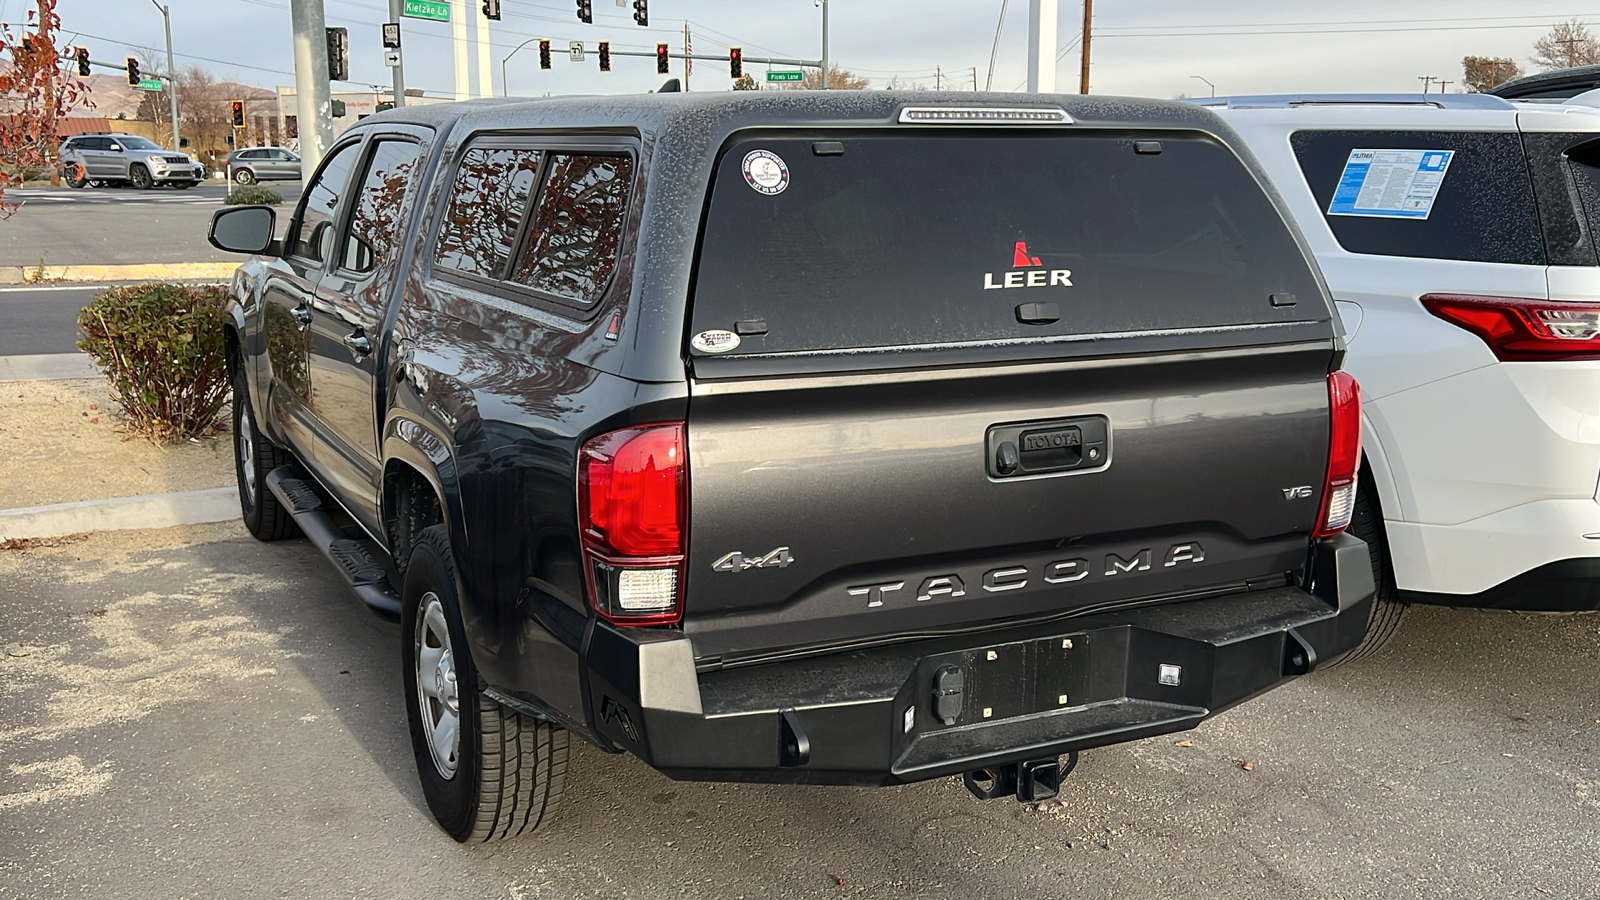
left=986, top=416, right=1111, bottom=479
left=1015, top=302, right=1060, bottom=325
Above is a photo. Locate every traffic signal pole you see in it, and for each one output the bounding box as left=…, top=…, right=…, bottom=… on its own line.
left=1026, top=0, right=1057, bottom=93
left=388, top=0, right=406, bottom=108
left=150, top=1, right=181, bottom=151
left=288, top=0, right=333, bottom=182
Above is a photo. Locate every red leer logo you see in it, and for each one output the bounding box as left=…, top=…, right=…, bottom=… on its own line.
left=984, top=241, right=1073, bottom=291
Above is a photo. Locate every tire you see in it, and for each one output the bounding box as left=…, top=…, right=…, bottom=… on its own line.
left=231, top=359, right=299, bottom=541
left=173, top=180, right=195, bottom=190
left=65, top=164, right=87, bottom=188
left=402, top=525, right=569, bottom=842
left=233, top=167, right=256, bottom=185
left=129, top=164, right=153, bottom=189
left=1328, top=469, right=1408, bottom=667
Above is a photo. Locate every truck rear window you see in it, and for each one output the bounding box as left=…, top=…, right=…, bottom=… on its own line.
left=689, top=132, right=1322, bottom=357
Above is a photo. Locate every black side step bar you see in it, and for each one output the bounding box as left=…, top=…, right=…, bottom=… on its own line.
left=265, top=468, right=401, bottom=622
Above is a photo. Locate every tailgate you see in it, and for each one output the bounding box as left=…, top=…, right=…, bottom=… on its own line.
left=680, top=127, right=1338, bottom=660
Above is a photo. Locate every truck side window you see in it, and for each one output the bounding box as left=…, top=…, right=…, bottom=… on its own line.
left=341, top=139, right=423, bottom=274
left=508, top=154, right=633, bottom=307
left=290, top=141, right=362, bottom=263
left=435, top=146, right=542, bottom=279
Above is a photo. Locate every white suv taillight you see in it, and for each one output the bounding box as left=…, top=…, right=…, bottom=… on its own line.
left=1422, top=294, right=1600, bottom=360
left=1315, top=371, right=1362, bottom=538
left=578, top=423, right=687, bottom=626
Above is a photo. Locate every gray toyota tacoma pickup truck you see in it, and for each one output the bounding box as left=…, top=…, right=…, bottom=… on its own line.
left=208, top=90, right=1375, bottom=842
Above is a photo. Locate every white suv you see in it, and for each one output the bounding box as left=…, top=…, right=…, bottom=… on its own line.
left=1202, top=93, right=1600, bottom=656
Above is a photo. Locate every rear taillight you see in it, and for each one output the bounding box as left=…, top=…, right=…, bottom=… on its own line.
left=1315, top=371, right=1362, bottom=539
left=1422, top=294, right=1600, bottom=361
left=578, top=423, right=686, bottom=626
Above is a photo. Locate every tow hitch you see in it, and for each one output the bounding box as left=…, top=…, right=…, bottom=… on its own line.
left=963, top=752, right=1079, bottom=803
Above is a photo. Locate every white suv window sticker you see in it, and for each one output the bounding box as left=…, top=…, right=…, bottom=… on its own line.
left=1327, top=148, right=1455, bottom=220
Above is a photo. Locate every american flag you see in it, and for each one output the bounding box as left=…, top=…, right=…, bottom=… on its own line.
left=685, top=30, right=692, bottom=78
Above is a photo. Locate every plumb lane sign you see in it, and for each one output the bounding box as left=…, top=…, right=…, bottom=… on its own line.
left=402, top=0, right=449, bottom=22
left=766, top=71, right=803, bottom=82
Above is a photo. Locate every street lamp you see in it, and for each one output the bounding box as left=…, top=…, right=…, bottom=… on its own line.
left=501, top=38, right=541, bottom=98
left=150, top=0, right=181, bottom=151
left=1190, top=75, right=1215, bottom=97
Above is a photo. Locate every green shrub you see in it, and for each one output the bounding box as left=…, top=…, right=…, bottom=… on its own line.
left=225, top=185, right=283, bottom=206
left=77, top=283, right=232, bottom=442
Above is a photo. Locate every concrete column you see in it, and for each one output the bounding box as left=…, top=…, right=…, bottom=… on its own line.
left=1027, top=0, right=1058, bottom=93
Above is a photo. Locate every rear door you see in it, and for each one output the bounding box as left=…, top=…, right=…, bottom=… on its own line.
left=681, top=130, right=1340, bottom=659
left=304, top=129, right=430, bottom=533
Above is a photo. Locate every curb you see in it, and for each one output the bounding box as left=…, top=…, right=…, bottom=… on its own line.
left=0, top=353, right=100, bottom=381
left=0, top=263, right=237, bottom=284
left=0, top=487, right=238, bottom=541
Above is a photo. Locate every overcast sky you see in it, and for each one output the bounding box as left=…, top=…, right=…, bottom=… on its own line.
left=12, top=0, right=1599, bottom=99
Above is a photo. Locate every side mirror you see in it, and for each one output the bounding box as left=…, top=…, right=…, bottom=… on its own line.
left=209, top=206, right=279, bottom=255
left=107, top=143, right=122, bottom=152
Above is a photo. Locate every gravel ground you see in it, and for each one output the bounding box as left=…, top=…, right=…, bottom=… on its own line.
left=0, top=379, right=232, bottom=508
left=1, top=525, right=1598, bottom=900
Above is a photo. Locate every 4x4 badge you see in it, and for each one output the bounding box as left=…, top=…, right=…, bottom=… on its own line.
left=712, top=547, right=795, bottom=572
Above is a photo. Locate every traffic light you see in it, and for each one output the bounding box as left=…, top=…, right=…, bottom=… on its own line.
left=376, top=100, right=395, bottom=113
left=538, top=39, right=551, bottom=70
left=75, top=47, right=90, bottom=77
left=632, top=0, right=648, bottom=27
left=598, top=40, right=610, bottom=72
left=126, top=56, right=140, bottom=86
left=655, top=42, right=668, bottom=74
left=326, top=27, right=348, bottom=82
left=729, top=47, right=742, bottom=79
left=230, top=100, right=245, bottom=129
left=576, top=0, right=591, bottom=24
left=482, top=0, right=500, bottom=20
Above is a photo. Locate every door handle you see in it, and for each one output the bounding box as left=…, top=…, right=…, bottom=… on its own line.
left=342, top=331, right=373, bottom=356
left=291, top=304, right=312, bottom=327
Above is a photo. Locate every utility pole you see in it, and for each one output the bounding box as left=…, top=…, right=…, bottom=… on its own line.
left=985, top=0, right=1010, bottom=91
left=288, top=0, right=333, bottom=181
left=820, top=0, right=829, bottom=89
left=1418, top=75, right=1433, bottom=94
left=150, top=1, right=181, bottom=151
left=452, top=0, right=469, bottom=100
left=935, top=66, right=941, bottom=89
left=971, top=66, right=977, bottom=91
left=1435, top=79, right=1452, bottom=94
left=1027, top=0, right=1058, bottom=92
left=388, top=0, right=406, bottom=108
left=1079, top=0, right=1092, bottom=94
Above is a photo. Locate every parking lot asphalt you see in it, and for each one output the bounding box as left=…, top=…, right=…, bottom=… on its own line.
left=0, top=184, right=301, bottom=268
left=2, top=524, right=1597, bottom=900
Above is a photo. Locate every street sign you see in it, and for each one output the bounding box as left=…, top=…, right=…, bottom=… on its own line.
left=384, top=48, right=402, bottom=68
left=569, top=41, right=584, bottom=62
left=766, top=71, right=803, bottom=82
left=135, top=78, right=163, bottom=91
left=382, top=22, right=401, bottom=49
left=401, top=0, right=449, bottom=22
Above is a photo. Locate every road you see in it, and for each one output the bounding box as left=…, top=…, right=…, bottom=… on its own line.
left=1, top=524, right=1597, bottom=899
left=0, top=182, right=302, bottom=267
left=0, top=284, right=110, bottom=355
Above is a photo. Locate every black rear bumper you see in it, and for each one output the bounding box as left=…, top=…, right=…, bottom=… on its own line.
left=582, top=534, right=1373, bottom=786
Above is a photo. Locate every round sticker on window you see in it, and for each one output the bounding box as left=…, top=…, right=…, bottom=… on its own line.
left=692, top=329, right=741, bottom=353
left=741, top=150, right=789, bottom=196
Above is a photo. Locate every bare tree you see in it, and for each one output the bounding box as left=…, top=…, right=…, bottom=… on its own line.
left=1532, top=20, right=1600, bottom=70
left=732, top=73, right=758, bottom=91
left=133, top=47, right=169, bottom=132
left=796, top=66, right=871, bottom=91
left=1462, top=56, right=1522, bottom=92
left=0, top=0, right=88, bottom=208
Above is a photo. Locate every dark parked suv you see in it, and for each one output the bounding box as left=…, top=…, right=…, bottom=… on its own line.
left=208, top=91, right=1375, bottom=842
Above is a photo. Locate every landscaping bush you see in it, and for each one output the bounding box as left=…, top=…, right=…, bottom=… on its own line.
left=224, top=185, right=283, bottom=206
left=77, top=283, right=232, bottom=442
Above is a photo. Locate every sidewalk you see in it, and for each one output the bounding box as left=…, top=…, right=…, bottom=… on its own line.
left=0, top=355, right=238, bottom=541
